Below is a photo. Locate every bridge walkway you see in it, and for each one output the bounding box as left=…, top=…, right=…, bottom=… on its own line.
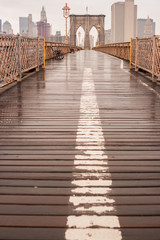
left=0, top=50, right=160, bottom=239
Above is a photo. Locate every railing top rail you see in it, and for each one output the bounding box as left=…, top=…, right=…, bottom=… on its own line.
left=94, top=42, right=130, bottom=48
left=45, top=42, right=82, bottom=50
left=94, top=36, right=160, bottom=49
left=0, top=34, right=44, bottom=40
left=46, top=41, right=70, bottom=46
left=135, top=35, right=160, bottom=40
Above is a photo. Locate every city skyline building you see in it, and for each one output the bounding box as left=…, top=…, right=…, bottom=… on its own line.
left=111, top=2, right=124, bottom=42
left=41, top=6, right=47, bottom=23
left=28, top=14, right=33, bottom=37
left=111, top=0, right=137, bottom=43
left=19, top=14, right=37, bottom=37
left=37, top=21, right=51, bottom=41
left=3, top=21, right=13, bottom=34
left=19, top=17, right=28, bottom=36
left=124, top=0, right=137, bottom=41
left=50, top=31, right=66, bottom=43
left=137, top=17, right=155, bottom=37
left=33, top=22, right=37, bottom=37
left=37, top=6, right=51, bottom=41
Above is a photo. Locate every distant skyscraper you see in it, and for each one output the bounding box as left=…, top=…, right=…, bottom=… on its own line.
left=19, top=17, right=29, bottom=36
left=111, top=2, right=124, bottom=42
left=28, top=14, right=33, bottom=37
left=137, top=17, right=155, bottom=38
left=111, top=0, right=137, bottom=42
left=0, top=19, right=2, bottom=33
left=54, top=31, right=62, bottom=42
left=3, top=21, right=13, bottom=34
left=19, top=14, right=37, bottom=37
left=124, top=0, right=137, bottom=42
left=50, top=31, right=66, bottom=43
left=37, top=6, right=51, bottom=41
left=41, top=6, right=47, bottom=23
left=37, top=22, right=51, bottom=41
left=33, top=23, right=37, bottom=37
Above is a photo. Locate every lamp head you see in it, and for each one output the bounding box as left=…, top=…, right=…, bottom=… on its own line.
left=62, top=3, right=71, bottom=18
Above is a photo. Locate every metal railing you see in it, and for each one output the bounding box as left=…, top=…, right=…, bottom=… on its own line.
left=93, top=36, right=160, bottom=80
left=0, top=35, right=44, bottom=86
left=131, top=36, right=160, bottom=79
left=93, top=42, right=130, bottom=61
left=0, top=35, right=81, bottom=88
left=45, top=42, right=71, bottom=60
left=45, top=42, right=81, bottom=60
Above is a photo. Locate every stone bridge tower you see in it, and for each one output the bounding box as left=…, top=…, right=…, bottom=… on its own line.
left=70, top=14, right=105, bottom=49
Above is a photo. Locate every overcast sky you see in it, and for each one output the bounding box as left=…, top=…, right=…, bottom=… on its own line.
left=0, top=0, right=160, bottom=35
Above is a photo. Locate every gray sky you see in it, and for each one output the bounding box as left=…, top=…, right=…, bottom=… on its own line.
left=0, top=0, right=160, bottom=35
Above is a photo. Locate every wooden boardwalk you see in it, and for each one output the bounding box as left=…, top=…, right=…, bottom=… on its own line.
left=0, top=50, right=160, bottom=239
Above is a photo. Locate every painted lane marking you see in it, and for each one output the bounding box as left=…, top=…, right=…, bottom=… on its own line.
left=65, top=68, right=122, bottom=240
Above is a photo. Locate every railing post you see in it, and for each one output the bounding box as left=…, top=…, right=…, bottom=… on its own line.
left=152, top=35, right=156, bottom=81
left=135, top=37, right=139, bottom=72
left=42, top=38, right=45, bottom=69
left=36, top=37, right=40, bottom=72
left=17, top=34, right=22, bottom=82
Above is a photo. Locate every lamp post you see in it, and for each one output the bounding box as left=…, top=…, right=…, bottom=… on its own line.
left=62, top=3, right=70, bottom=44
left=97, top=24, right=101, bottom=46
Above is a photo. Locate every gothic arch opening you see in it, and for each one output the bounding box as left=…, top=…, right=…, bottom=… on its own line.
left=89, top=26, right=98, bottom=49
left=76, top=26, right=85, bottom=49
left=70, top=15, right=105, bottom=50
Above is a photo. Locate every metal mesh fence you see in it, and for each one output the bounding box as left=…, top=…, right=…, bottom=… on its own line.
left=0, top=35, right=44, bottom=86
left=130, top=36, right=160, bottom=78
left=45, top=42, right=71, bottom=60
left=39, top=39, right=44, bottom=65
left=0, top=36, right=81, bottom=87
left=93, top=42, right=130, bottom=61
left=21, top=37, right=38, bottom=73
left=0, top=36, right=19, bottom=84
left=136, top=38, right=153, bottom=74
left=154, top=36, right=160, bottom=77
left=131, top=39, right=136, bottom=64
left=94, top=36, right=160, bottom=80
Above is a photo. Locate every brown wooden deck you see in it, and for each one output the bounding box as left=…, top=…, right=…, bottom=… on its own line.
left=0, top=51, right=160, bottom=239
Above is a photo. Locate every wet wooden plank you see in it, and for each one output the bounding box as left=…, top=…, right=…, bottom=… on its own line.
left=0, top=215, right=160, bottom=227
left=0, top=172, right=160, bottom=180
left=0, top=228, right=159, bottom=240
left=1, top=150, right=160, bottom=155
left=0, top=205, right=160, bottom=216
left=1, top=154, right=160, bottom=160
left=0, top=160, right=160, bottom=166
left=1, top=145, right=160, bottom=151
left=0, top=195, right=160, bottom=205
left=0, top=187, right=160, bottom=196
left=0, top=166, right=160, bottom=173
left=1, top=179, right=160, bottom=188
